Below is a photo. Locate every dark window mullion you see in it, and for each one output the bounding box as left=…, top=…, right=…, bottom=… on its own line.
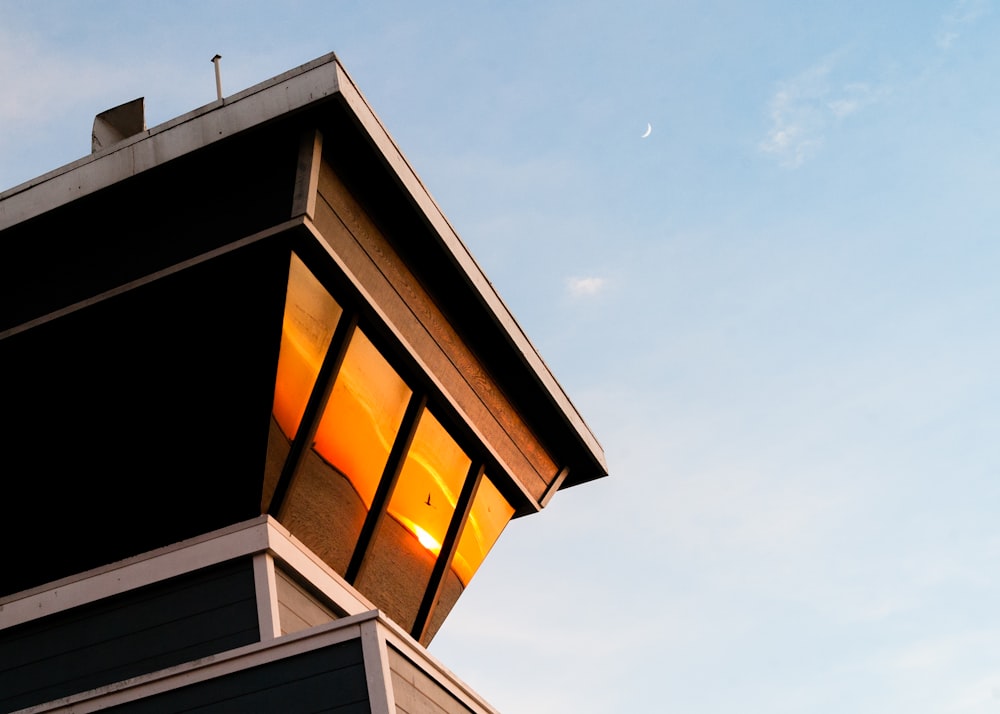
left=411, top=461, right=484, bottom=644
left=344, top=392, right=428, bottom=584
left=267, top=310, right=359, bottom=517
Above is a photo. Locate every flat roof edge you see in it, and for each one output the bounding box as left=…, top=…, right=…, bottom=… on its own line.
left=0, top=53, right=344, bottom=232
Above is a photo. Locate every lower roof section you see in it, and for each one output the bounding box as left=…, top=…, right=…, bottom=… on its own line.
left=1, top=517, right=500, bottom=714
left=12, top=612, right=498, bottom=714
left=0, top=517, right=368, bottom=630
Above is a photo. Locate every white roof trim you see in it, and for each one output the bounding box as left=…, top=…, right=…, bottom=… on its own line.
left=0, top=516, right=374, bottom=630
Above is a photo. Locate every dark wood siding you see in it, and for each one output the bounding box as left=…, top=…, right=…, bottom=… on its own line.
left=101, top=639, right=368, bottom=714
left=0, top=559, right=260, bottom=713
left=388, top=647, right=474, bottom=714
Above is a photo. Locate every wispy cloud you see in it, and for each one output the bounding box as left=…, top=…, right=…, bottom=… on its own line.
left=936, top=31, right=961, bottom=49
left=867, top=630, right=1000, bottom=711
left=565, top=275, right=607, bottom=298
left=759, top=55, right=884, bottom=168
left=945, top=0, right=990, bottom=24
left=936, top=0, right=991, bottom=49
left=762, top=1, right=989, bottom=166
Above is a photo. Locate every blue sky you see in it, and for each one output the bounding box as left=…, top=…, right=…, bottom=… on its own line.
left=4, top=2, right=1000, bottom=711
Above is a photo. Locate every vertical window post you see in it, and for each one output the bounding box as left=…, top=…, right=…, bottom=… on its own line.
left=411, top=461, right=484, bottom=644
left=345, top=393, right=428, bottom=584
left=267, top=311, right=358, bottom=517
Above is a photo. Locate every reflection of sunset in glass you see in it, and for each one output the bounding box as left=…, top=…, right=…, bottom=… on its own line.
left=409, top=523, right=442, bottom=554
left=388, top=411, right=468, bottom=560
left=272, top=254, right=342, bottom=438
left=312, top=330, right=411, bottom=507
left=270, top=254, right=514, bottom=619
left=453, top=474, right=513, bottom=585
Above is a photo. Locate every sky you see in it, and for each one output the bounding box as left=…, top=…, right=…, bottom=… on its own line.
left=3, top=1, right=1000, bottom=711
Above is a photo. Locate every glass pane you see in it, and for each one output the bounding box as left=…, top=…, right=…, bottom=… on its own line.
left=279, top=329, right=411, bottom=575
left=424, top=473, right=513, bottom=643
left=272, top=253, right=343, bottom=438
left=356, top=409, right=470, bottom=632
left=263, top=253, right=342, bottom=510
left=313, top=330, right=412, bottom=509
left=454, top=474, right=513, bottom=585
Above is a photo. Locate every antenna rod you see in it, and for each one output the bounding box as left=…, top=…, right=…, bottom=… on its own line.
left=211, top=54, right=223, bottom=100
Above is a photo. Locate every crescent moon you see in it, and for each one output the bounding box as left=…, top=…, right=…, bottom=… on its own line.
left=641, top=123, right=652, bottom=138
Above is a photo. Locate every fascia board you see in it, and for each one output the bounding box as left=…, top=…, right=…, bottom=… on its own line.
left=333, top=62, right=608, bottom=480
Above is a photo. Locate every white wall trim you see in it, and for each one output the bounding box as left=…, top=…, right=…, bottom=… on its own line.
left=252, top=553, right=281, bottom=641
left=263, top=517, right=375, bottom=617
left=0, top=517, right=270, bottom=630
left=361, top=619, right=396, bottom=714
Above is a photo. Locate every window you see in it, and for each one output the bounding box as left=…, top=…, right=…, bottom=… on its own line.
left=264, top=251, right=513, bottom=643
left=355, top=409, right=470, bottom=631
left=280, top=327, right=412, bottom=574
left=263, top=253, right=342, bottom=509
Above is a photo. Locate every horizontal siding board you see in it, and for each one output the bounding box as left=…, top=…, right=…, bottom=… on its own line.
left=101, top=640, right=369, bottom=714
left=0, top=557, right=255, bottom=667
left=5, top=597, right=257, bottom=672
left=0, top=559, right=259, bottom=713
left=276, top=568, right=338, bottom=635
left=6, top=623, right=259, bottom=710
left=391, top=669, right=448, bottom=714
left=388, top=648, right=473, bottom=714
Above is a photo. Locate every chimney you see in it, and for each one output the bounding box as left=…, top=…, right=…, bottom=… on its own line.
left=91, top=97, right=146, bottom=153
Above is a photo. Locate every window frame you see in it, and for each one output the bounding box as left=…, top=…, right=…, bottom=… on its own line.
left=266, top=247, right=515, bottom=643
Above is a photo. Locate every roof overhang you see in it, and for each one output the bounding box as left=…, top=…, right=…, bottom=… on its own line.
left=0, top=52, right=607, bottom=490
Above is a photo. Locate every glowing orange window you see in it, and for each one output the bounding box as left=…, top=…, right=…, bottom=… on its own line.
left=278, top=328, right=412, bottom=575
left=311, top=329, right=412, bottom=509
left=272, top=253, right=342, bottom=439
left=453, top=474, right=514, bottom=585
left=356, top=409, right=470, bottom=631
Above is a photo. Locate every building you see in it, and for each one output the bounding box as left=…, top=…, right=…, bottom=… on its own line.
left=0, top=53, right=607, bottom=713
